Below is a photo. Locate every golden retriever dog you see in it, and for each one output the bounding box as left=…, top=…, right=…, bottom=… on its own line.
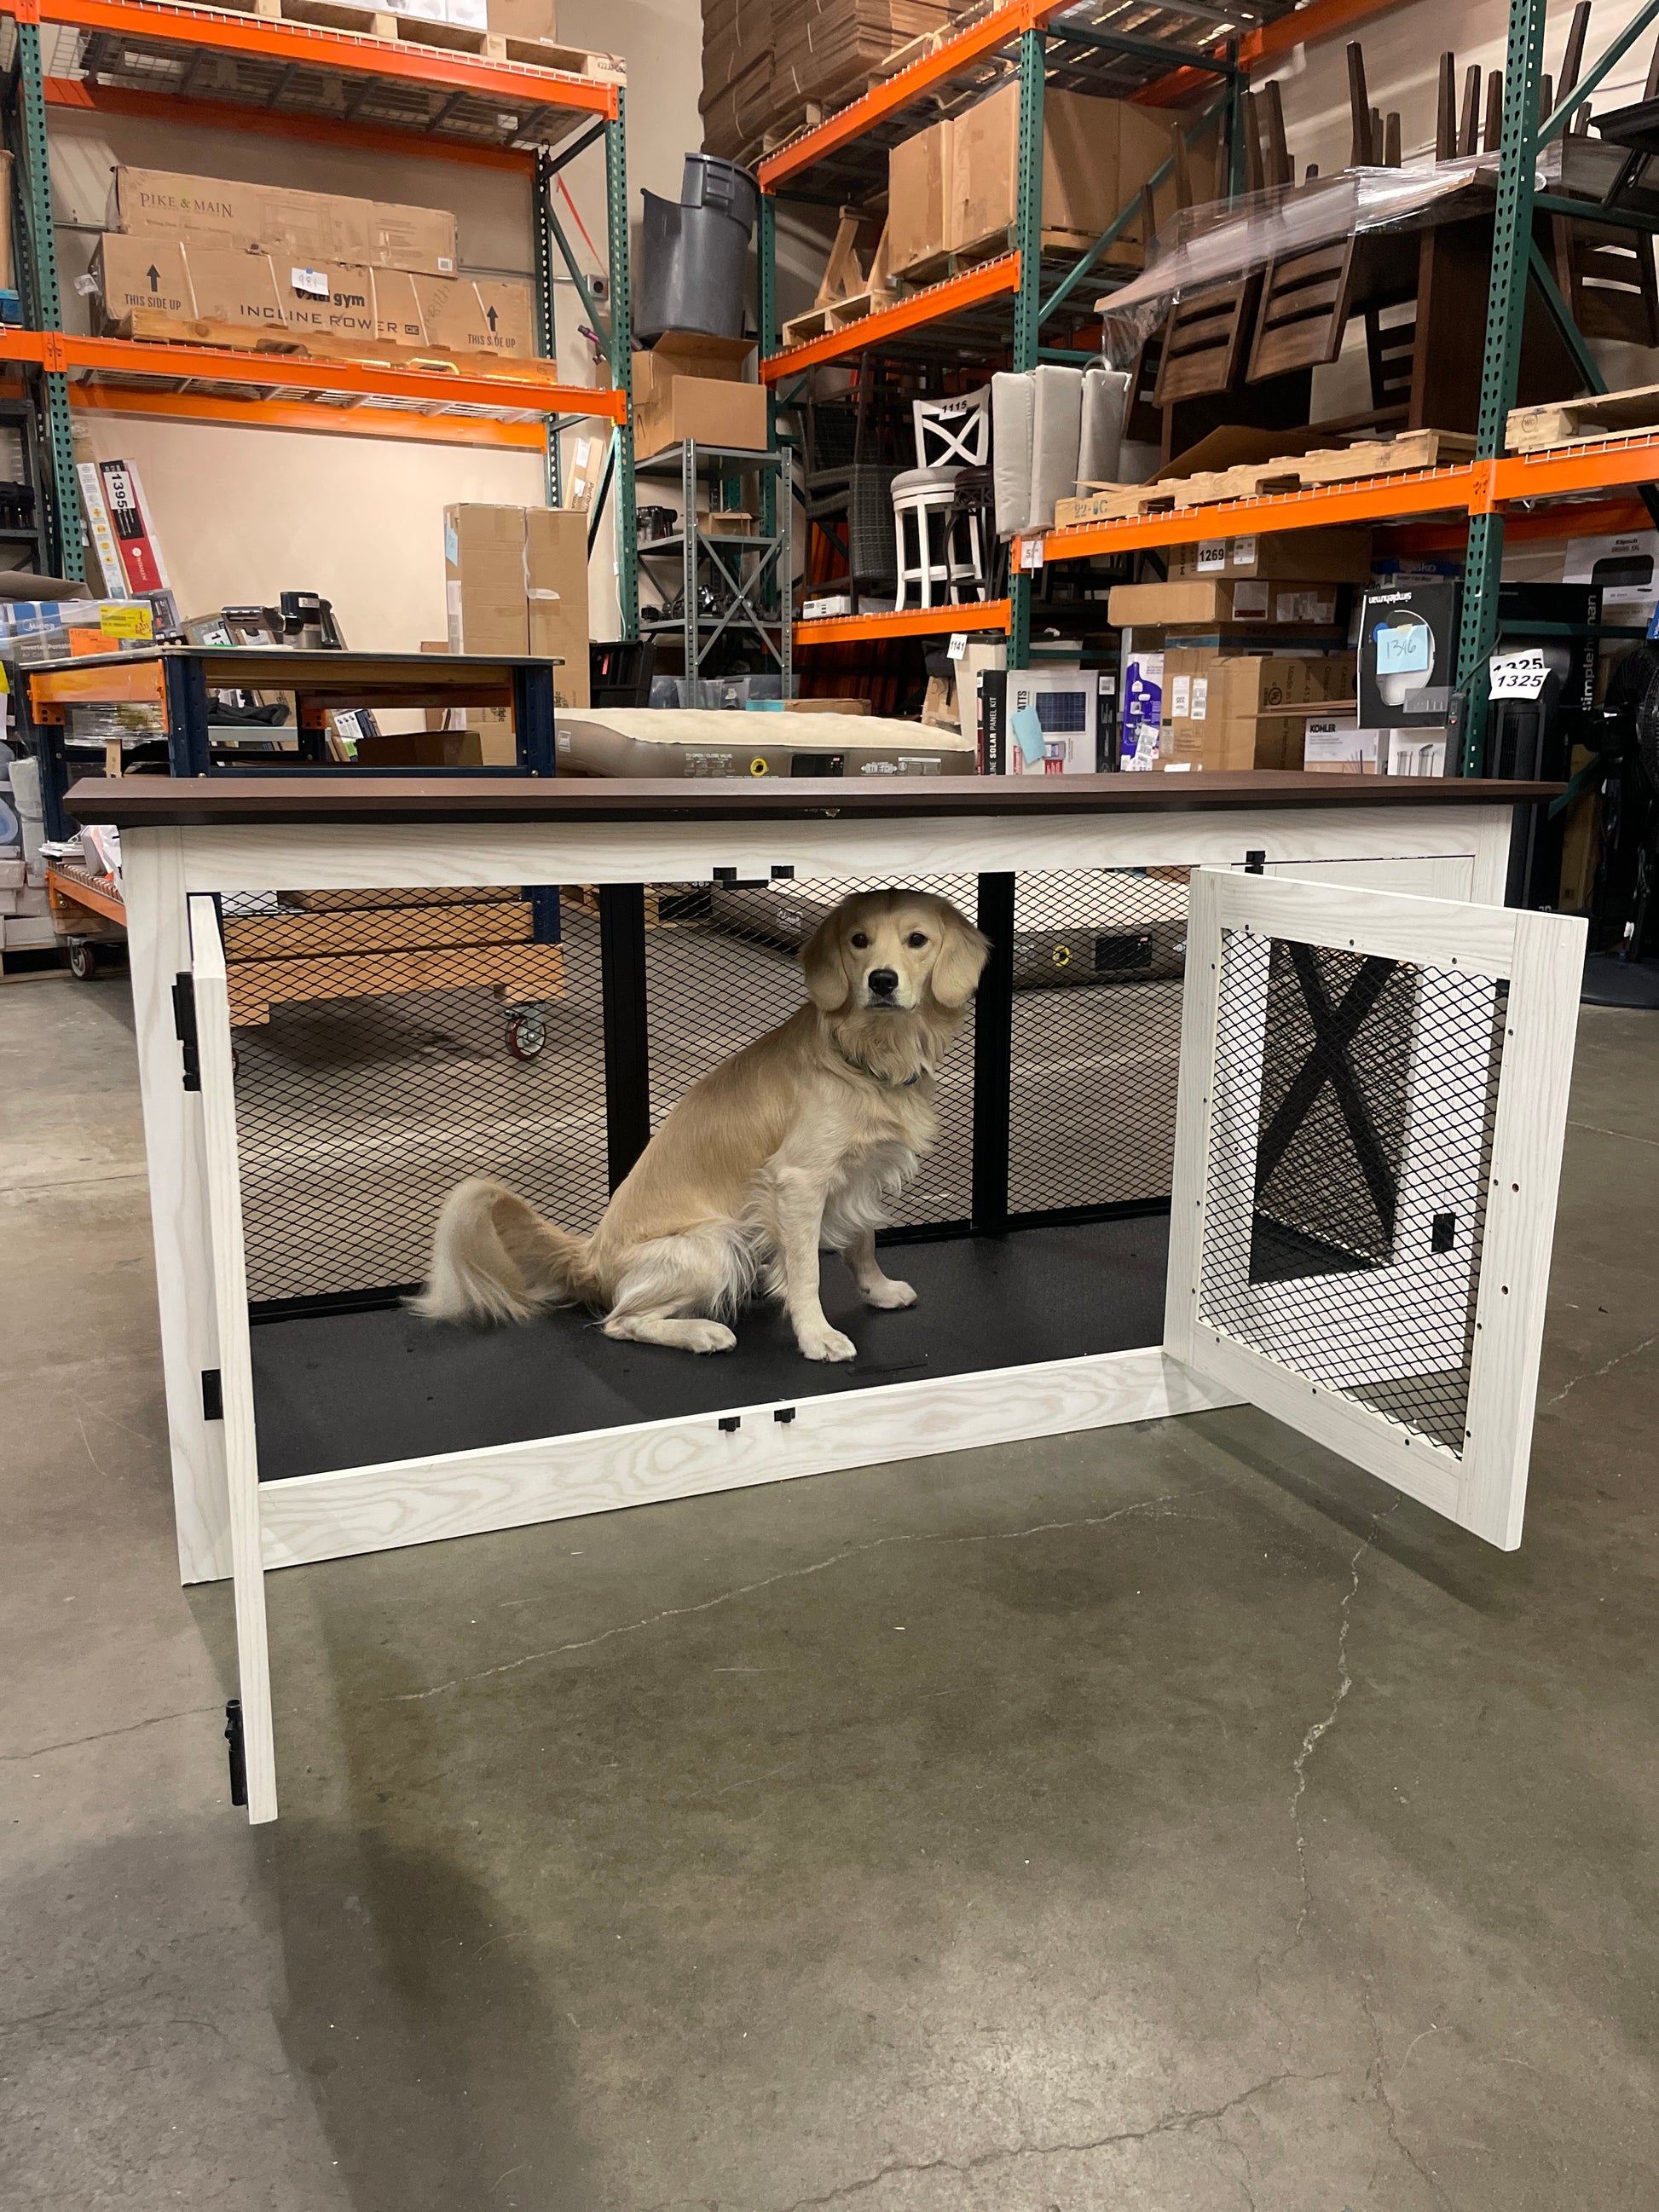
left=415, top=888, right=988, bottom=1361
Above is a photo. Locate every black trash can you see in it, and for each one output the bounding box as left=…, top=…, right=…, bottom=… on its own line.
left=636, top=188, right=750, bottom=342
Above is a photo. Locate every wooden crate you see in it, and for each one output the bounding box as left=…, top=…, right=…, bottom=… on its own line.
left=225, top=889, right=563, bottom=1025
left=1506, top=383, right=1659, bottom=453
left=227, top=941, right=564, bottom=1026
left=779, top=286, right=902, bottom=348
left=280, top=886, right=523, bottom=911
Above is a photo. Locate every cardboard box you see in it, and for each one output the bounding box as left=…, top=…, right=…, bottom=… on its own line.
left=445, top=505, right=529, bottom=656
left=524, top=505, right=591, bottom=708
left=413, top=274, right=536, bottom=363
left=97, top=236, right=535, bottom=365
left=783, top=696, right=870, bottom=715
left=488, top=0, right=559, bottom=37
left=631, top=332, right=765, bottom=459
left=1107, top=579, right=1340, bottom=627
left=110, top=168, right=457, bottom=274
left=1358, top=580, right=1460, bottom=729
left=948, top=84, right=1211, bottom=256
left=1168, top=527, right=1374, bottom=583
left=1163, top=652, right=1357, bottom=771
left=444, top=505, right=591, bottom=713
left=1304, top=718, right=1383, bottom=774
left=886, top=119, right=953, bottom=275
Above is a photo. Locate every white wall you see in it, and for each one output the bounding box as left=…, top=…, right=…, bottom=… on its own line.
left=45, top=0, right=704, bottom=646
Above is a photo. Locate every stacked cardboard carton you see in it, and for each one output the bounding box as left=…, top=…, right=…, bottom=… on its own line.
left=1109, top=530, right=1371, bottom=773
left=702, top=0, right=962, bottom=160
left=1162, top=652, right=1356, bottom=771
left=888, top=86, right=1215, bottom=275
left=96, top=167, right=540, bottom=373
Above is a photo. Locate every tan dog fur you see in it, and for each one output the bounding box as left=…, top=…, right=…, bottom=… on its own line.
left=415, top=889, right=989, bottom=1361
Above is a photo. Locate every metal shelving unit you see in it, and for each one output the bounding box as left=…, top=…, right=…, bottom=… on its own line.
left=0, top=0, right=638, bottom=615
left=1034, top=0, right=1659, bottom=775
left=760, top=0, right=1659, bottom=777
left=635, top=440, right=791, bottom=696
left=754, top=0, right=1308, bottom=672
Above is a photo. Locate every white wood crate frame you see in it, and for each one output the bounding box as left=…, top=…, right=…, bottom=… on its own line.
left=124, top=800, right=1516, bottom=1597
left=111, top=796, right=1579, bottom=1826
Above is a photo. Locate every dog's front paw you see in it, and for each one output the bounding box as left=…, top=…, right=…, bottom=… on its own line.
left=798, top=1323, right=857, bottom=1363
left=684, top=1320, right=737, bottom=1353
left=864, top=1278, right=917, bottom=1310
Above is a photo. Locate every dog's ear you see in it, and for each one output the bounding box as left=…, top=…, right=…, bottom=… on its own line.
left=929, top=902, right=990, bottom=1008
left=801, top=911, right=851, bottom=1010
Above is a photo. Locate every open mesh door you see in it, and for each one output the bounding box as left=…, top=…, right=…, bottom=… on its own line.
left=1166, top=869, right=1584, bottom=1550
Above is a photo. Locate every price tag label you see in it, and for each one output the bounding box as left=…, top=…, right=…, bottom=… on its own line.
left=290, top=266, right=330, bottom=300
left=1196, top=538, right=1227, bottom=574
left=1489, top=649, right=1549, bottom=700
left=1020, top=534, right=1045, bottom=571
left=947, top=632, right=968, bottom=661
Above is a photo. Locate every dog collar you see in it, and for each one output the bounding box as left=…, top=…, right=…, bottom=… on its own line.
left=831, top=1035, right=925, bottom=1088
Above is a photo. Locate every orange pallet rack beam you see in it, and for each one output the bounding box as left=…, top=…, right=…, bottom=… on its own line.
left=6, top=0, right=619, bottom=117
left=762, top=257, right=1020, bottom=380
left=0, top=330, right=626, bottom=424
left=795, top=599, right=1013, bottom=647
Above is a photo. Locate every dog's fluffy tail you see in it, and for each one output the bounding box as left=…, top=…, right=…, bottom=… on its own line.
left=413, top=1175, right=596, bottom=1325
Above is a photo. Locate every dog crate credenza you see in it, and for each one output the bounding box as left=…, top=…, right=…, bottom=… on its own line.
left=71, top=770, right=1581, bottom=1823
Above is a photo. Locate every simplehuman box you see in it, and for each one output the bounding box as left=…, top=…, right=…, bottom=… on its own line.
left=886, top=119, right=953, bottom=275
left=631, top=333, right=764, bottom=459
left=110, top=168, right=457, bottom=274
left=1107, top=579, right=1340, bottom=627
left=1168, top=527, right=1374, bottom=583
left=948, top=84, right=1212, bottom=257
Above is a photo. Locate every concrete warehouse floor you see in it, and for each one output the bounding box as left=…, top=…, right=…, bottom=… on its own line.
left=3, top=967, right=1656, bottom=2212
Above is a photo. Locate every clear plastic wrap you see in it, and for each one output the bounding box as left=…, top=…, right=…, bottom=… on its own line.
left=1096, top=158, right=1503, bottom=364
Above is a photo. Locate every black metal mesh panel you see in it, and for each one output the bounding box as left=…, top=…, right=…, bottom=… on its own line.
left=1007, top=869, right=1189, bottom=1219
left=1198, top=927, right=1508, bottom=1455
left=227, top=887, right=607, bottom=1308
left=228, top=867, right=1197, bottom=1312
left=645, top=874, right=977, bottom=1229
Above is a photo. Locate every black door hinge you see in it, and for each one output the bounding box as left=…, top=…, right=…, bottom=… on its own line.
left=1244, top=849, right=1267, bottom=875
left=224, top=1698, right=247, bottom=1808
left=201, top=1369, right=223, bottom=1420
left=172, top=971, right=201, bottom=1091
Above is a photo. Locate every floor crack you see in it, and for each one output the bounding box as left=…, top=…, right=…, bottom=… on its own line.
left=390, top=1495, right=1182, bottom=1702
left=1287, top=1505, right=1396, bottom=1940
left=1543, top=1331, right=1656, bottom=1409
left=753, top=2071, right=1335, bottom=2212
left=1, top=1702, right=223, bottom=1764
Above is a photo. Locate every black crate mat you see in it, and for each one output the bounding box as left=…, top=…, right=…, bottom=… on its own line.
left=251, top=1219, right=1169, bottom=1483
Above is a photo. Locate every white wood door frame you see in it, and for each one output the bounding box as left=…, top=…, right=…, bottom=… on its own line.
left=188, top=897, right=278, bottom=1822
left=118, top=798, right=1519, bottom=1584
left=1165, top=869, right=1584, bottom=1551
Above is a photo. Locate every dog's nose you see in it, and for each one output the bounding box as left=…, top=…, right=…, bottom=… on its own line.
left=867, top=967, right=899, bottom=997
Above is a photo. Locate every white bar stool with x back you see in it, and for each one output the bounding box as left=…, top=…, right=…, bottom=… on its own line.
left=890, top=386, right=992, bottom=610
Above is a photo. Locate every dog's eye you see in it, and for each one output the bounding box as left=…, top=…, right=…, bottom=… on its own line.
left=850, top=932, right=869, bottom=950
left=905, top=933, right=928, bottom=949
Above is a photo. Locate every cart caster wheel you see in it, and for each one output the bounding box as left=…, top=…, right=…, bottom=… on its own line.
left=67, top=942, right=98, bottom=981
left=506, top=1011, right=546, bottom=1060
